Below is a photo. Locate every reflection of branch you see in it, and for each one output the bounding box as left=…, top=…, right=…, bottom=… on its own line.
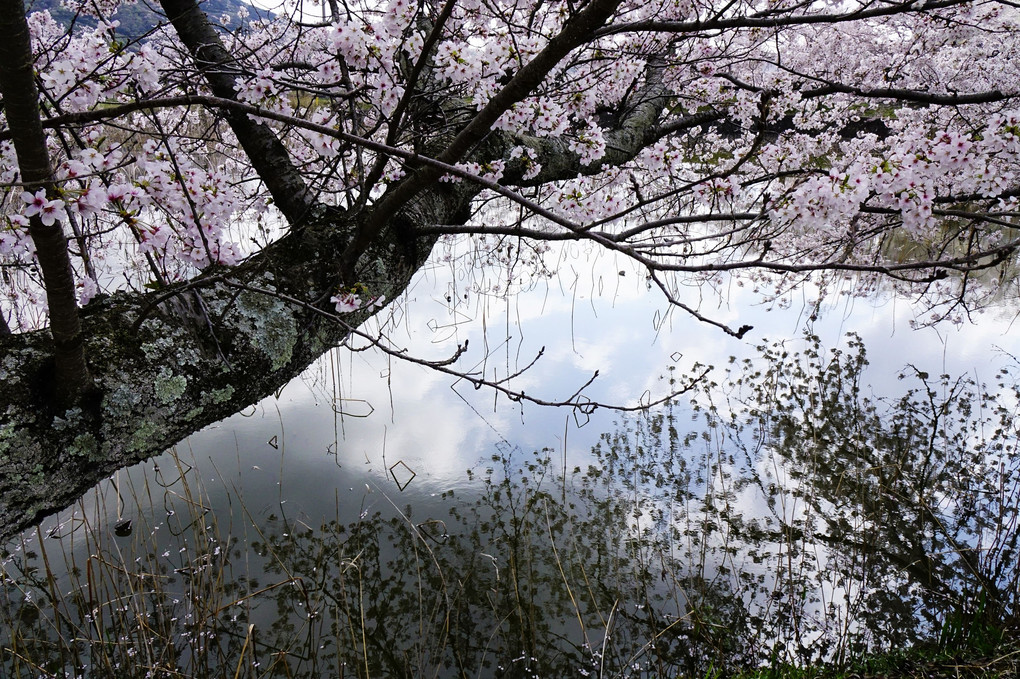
left=219, top=281, right=707, bottom=412
left=648, top=271, right=753, bottom=339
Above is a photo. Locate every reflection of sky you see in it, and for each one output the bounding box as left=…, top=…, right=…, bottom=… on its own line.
left=188, top=238, right=1020, bottom=521
left=10, top=238, right=1020, bottom=577
left=5, top=238, right=1019, bottom=675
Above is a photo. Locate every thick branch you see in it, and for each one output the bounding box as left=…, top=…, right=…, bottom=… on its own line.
left=801, top=83, right=1010, bottom=106
left=339, top=0, right=626, bottom=280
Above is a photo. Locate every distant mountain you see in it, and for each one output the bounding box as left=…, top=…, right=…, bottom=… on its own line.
left=25, top=0, right=273, bottom=42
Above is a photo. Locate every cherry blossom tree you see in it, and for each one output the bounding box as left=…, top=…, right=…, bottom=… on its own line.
left=1, top=0, right=1019, bottom=538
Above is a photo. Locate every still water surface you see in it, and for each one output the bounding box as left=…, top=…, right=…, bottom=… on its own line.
left=3, top=242, right=1018, bottom=677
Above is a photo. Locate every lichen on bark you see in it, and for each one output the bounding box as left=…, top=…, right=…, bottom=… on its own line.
left=0, top=191, right=453, bottom=542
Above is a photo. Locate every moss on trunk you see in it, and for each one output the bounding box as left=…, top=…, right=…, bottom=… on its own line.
left=0, top=186, right=472, bottom=542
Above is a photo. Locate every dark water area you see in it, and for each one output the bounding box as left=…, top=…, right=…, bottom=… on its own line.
left=3, top=250, right=1020, bottom=677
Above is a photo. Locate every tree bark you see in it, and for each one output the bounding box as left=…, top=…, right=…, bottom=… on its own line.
left=0, top=0, right=91, bottom=405
left=0, top=179, right=475, bottom=542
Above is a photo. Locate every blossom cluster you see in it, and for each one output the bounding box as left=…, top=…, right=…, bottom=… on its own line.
left=331, top=287, right=386, bottom=313
left=1, top=0, right=1019, bottom=329
left=768, top=114, right=1020, bottom=242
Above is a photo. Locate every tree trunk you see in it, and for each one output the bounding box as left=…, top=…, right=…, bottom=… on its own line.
left=0, top=178, right=471, bottom=543
left=0, top=0, right=91, bottom=405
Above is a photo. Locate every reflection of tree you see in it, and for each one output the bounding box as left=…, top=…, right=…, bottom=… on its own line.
left=249, top=443, right=768, bottom=677
left=254, top=456, right=694, bottom=678
left=679, top=333, right=1020, bottom=664
left=4, top=335, right=1018, bottom=676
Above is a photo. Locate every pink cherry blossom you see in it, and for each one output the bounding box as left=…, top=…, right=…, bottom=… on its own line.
left=331, top=292, right=362, bottom=313
left=21, top=190, right=65, bottom=226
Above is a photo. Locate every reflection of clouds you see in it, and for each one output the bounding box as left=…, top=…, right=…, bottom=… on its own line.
left=275, top=351, right=500, bottom=488
left=355, top=239, right=1019, bottom=469
left=21, top=236, right=1020, bottom=673
left=190, top=236, right=1020, bottom=533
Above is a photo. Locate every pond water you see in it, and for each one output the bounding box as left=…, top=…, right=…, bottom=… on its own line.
left=3, top=240, right=1019, bottom=678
